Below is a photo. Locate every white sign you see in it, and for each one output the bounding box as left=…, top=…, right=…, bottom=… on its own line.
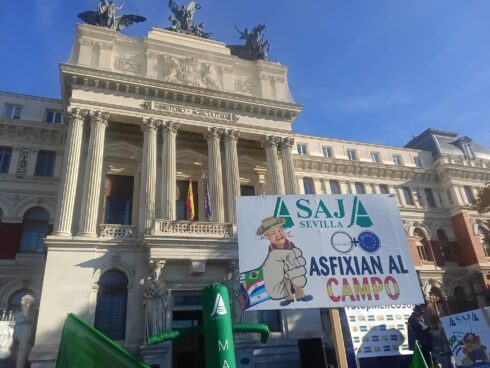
left=236, top=195, right=424, bottom=310
left=0, top=321, right=14, bottom=359
left=441, top=307, right=490, bottom=368
left=346, top=305, right=414, bottom=358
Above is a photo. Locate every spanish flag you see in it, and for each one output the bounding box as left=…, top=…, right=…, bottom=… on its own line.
left=186, top=177, right=195, bottom=221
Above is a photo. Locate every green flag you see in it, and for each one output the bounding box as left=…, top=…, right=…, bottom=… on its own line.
left=56, top=313, right=149, bottom=368
left=411, top=341, right=429, bottom=368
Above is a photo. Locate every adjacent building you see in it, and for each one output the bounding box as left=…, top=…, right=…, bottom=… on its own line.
left=0, top=22, right=489, bottom=368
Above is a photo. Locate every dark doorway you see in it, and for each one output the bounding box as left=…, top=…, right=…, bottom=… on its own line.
left=172, top=310, right=204, bottom=368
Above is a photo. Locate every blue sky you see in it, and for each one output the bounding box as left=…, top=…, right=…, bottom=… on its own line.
left=1, top=0, right=489, bottom=147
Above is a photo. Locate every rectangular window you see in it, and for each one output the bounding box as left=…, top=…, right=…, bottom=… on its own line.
left=463, top=144, right=475, bottom=159
left=303, top=177, right=315, bottom=194
left=370, top=152, right=381, bottom=163
left=45, top=109, right=63, bottom=124
left=176, top=180, right=199, bottom=221
left=0, top=146, right=12, bottom=173
left=483, top=240, right=490, bottom=258
left=240, top=185, right=255, bottom=196
left=4, top=104, right=22, bottom=119
left=297, top=144, right=308, bottom=155
left=417, top=243, right=433, bottom=262
left=414, top=157, right=422, bottom=168
left=258, top=310, right=282, bottom=333
left=464, top=186, right=475, bottom=203
left=322, top=146, right=333, bottom=158
left=441, top=245, right=456, bottom=262
left=379, top=184, right=389, bottom=194
left=104, top=175, right=134, bottom=225
left=424, top=188, right=436, bottom=207
left=34, top=150, right=56, bottom=177
left=347, top=149, right=358, bottom=161
left=402, top=187, right=414, bottom=205
left=355, top=182, right=366, bottom=194
left=329, top=180, right=341, bottom=194
left=393, top=155, right=403, bottom=166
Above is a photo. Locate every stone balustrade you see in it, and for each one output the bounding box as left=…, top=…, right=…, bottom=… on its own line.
left=99, top=224, right=137, bottom=239
left=153, top=220, right=234, bottom=238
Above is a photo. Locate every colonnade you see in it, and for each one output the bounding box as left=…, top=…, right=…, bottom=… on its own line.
left=52, top=108, right=298, bottom=236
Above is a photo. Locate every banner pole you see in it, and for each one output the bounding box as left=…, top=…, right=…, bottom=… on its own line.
left=329, top=308, right=348, bottom=368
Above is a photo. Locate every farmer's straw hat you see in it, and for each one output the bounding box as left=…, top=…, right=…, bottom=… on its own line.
left=256, top=217, right=286, bottom=236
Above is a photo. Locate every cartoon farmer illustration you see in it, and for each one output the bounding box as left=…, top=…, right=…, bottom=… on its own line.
left=243, top=216, right=313, bottom=307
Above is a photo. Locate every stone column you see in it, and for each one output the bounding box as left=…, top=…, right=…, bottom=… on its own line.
left=78, top=111, right=109, bottom=237
left=397, top=187, right=406, bottom=207
left=53, top=108, right=87, bottom=236
left=389, top=186, right=402, bottom=206
left=224, top=129, right=240, bottom=223
left=313, top=179, right=322, bottom=195
left=280, top=137, right=298, bottom=194
left=161, top=121, right=179, bottom=220
left=413, top=187, right=423, bottom=208
left=263, top=135, right=284, bottom=194
left=434, top=190, right=443, bottom=208
left=323, top=179, right=331, bottom=194
left=139, top=118, right=159, bottom=235
left=205, top=128, right=225, bottom=223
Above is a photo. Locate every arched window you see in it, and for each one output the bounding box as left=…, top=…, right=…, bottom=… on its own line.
left=94, top=270, right=128, bottom=340
left=19, top=207, right=50, bottom=253
left=414, top=228, right=433, bottom=262
left=453, top=286, right=465, bottom=300
left=437, top=229, right=455, bottom=262
left=8, top=289, right=36, bottom=313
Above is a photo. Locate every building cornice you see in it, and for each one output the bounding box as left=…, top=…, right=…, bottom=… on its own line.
left=61, top=64, right=303, bottom=122
left=294, top=155, right=436, bottom=182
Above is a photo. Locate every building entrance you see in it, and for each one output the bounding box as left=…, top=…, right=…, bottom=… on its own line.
left=171, top=292, right=204, bottom=368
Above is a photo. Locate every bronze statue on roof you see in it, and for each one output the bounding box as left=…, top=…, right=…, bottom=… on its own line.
left=78, top=0, right=146, bottom=31
left=167, top=0, right=210, bottom=38
left=228, top=24, right=270, bottom=61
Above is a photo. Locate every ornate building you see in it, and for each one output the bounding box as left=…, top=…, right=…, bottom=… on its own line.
left=0, top=22, right=489, bottom=368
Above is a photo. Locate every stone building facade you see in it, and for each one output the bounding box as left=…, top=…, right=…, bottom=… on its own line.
left=0, top=23, right=489, bottom=368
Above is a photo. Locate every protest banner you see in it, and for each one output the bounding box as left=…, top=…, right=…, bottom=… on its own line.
left=236, top=194, right=424, bottom=311
left=345, top=305, right=413, bottom=358
left=441, top=307, right=490, bottom=368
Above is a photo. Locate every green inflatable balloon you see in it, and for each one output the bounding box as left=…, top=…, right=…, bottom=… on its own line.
left=202, top=283, right=236, bottom=368
left=147, top=283, right=269, bottom=368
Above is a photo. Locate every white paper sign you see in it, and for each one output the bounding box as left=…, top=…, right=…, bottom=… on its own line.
left=441, top=307, right=490, bottom=368
left=236, top=195, right=424, bottom=310
left=346, top=305, right=414, bottom=358
left=0, top=321, right=14, bottom=360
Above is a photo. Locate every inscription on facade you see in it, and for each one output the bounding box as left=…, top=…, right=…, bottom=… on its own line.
left=143, top=101, right=239, bottom=123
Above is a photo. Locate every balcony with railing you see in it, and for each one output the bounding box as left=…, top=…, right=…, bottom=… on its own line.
left=97, top=221, right=235, bottom=240
left=99, top=224, right=137, bottom=239
left=152, top=220, right=234, bottom=238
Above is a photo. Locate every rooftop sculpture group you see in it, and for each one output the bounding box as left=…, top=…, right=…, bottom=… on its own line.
left=77, top=0, right=146, bottom=31
left=167, top=0, right=210, bottom=39
left=229, top=24, right=270, bottom=61
left=77, top=0, right=270, bottom=60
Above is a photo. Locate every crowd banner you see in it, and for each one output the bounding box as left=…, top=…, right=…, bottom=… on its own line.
left=440, top=307, right=490, bottom=368
left=236, top=195, right=424, bottom=311
left=345, top=305, right=413, bottom=358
